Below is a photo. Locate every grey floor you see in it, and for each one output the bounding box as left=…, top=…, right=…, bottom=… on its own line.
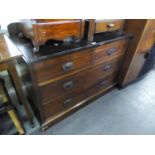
left=32, top=68, right=155, bottom=135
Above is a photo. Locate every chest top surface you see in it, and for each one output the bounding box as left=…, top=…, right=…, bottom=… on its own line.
left=10, top=32, right=132, bottom=64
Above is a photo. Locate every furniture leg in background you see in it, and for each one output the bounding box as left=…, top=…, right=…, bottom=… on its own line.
left=0, top=78, right=25, bottom=135
left=8, top=61, right=34, bottom=127
left=0, top=34, right=34, bottom=128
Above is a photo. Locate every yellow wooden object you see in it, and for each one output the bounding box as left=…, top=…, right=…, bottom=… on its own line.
left=0, top=81, right=25, bottom=135
left=7, top=109, right=25, bottom=135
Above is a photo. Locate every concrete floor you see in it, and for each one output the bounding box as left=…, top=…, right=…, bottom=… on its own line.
left=32, top=67, right=155, bottom=135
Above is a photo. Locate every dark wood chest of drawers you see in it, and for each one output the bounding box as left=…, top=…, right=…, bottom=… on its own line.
left=11, top=32, right=130, bottom=130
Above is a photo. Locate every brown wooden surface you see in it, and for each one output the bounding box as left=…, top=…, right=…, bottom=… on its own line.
left=95, top=19, right=124, bottom=34
left=118, top=19, right=155, bottom=86
left=138, top=20, right=155, bottom=53
left=93, top=39, right=128, bottom=64
left=42, top=72, right=117, bottom=120
left=39, top=58, right=122, bottom=104
left=34, top=48, right=93, bottom=84
left=37, top=20, right=82, bottom=41
left=86, top=19, right=95, bottom=42
left=42, top=79, right=116, bottom=129
left=29, top=37, right=129, bottom=128
left=34, top=19, right=78, bottom=22
left=20, top=19, right=85, bottom=48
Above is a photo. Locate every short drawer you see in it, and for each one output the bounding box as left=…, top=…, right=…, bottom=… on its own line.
left=37, top=19, right=83, bottom=41
left=39, top=58, right=122, bottom=104
left=95, top=19, right=124, bottom=33
left=93, top=39, right=128, bottom=64
left=43, top=73, right=117, bottom=119
left=33, top=49, right=93, bottom=83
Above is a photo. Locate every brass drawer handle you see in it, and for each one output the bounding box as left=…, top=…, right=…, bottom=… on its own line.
left=103, top=63, right=112, bottom=71
left=63, top=98, right=73, bottom=106
left=107, top=48, right=116, bottom=56
left=107, top=23, right=115, bottom=28
left=62, top=62, right=74, bottom=72
left=63, top=81, right=74, bottom=90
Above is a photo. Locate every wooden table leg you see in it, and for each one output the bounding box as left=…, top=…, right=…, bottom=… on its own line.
left=8, top=61, right=34, bottom=127
left=0, top=78, right=25, bottom=134
left=8, top=108, right=25, bottom=134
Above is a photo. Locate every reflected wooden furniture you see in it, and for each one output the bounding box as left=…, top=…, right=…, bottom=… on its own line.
left=11, top=30, right=130, bottom=130
left=18, top=19, right=85, bottom=52
left=118, top=19, right=155, bottom=86
left=94, top=19, right=125, bottom=34
left=0, top=78, right=25, bottom=134
left=0, top=34, right=33, bottom=126
left=85, top=19, right=125, bottom=43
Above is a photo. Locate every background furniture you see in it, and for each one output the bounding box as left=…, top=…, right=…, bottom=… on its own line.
left=0, top=34, right=34, bottom=127
left=85, top=19, right=125, bottom=43
left=118, top=19, right=155, bottom=86
left=0, top=78, right=25, bottom=134
left=94, top=19, right=124, bottom=34
left=18, top=19, right=85, bottom=52
left=139, top=44, right=155, bottom=77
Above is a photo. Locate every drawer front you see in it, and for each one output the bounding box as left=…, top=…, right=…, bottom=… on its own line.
left=39, top=58, right=122, bottom=104
left=34, top=49, right=93, bottom=84
left=37, top=20, right=83, bottom=41
left=93, top=39, right=128, bottom=64
left=43, top=73, right=117, bottom=119
left=95, top=19, right=124, bottom=33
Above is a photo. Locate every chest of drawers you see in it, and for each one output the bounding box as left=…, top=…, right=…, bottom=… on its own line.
left=11, top=31, right=130, bottom=130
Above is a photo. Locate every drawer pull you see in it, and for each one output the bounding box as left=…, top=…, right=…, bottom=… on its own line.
left=107, top=48, right=116, bottom=56
left=103, top=63, right=112, bottom=71
left=107, top=23, right=115, bottom=28
left=62, top=62, right=74, bottom=72
left=63, top=98, right=73, bottom=106
left=63, top=81, right=74, bottom=90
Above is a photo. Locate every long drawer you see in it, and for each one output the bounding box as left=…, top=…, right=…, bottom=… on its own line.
left=39, top=57, right=122, bottom=104
left=33, top=48, right=93, bottom=84
left=95, top=19, right=124, bottom=34
left=43, top=72, right=117, bottom=119
left=93, top=39, right=128, bottom=64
